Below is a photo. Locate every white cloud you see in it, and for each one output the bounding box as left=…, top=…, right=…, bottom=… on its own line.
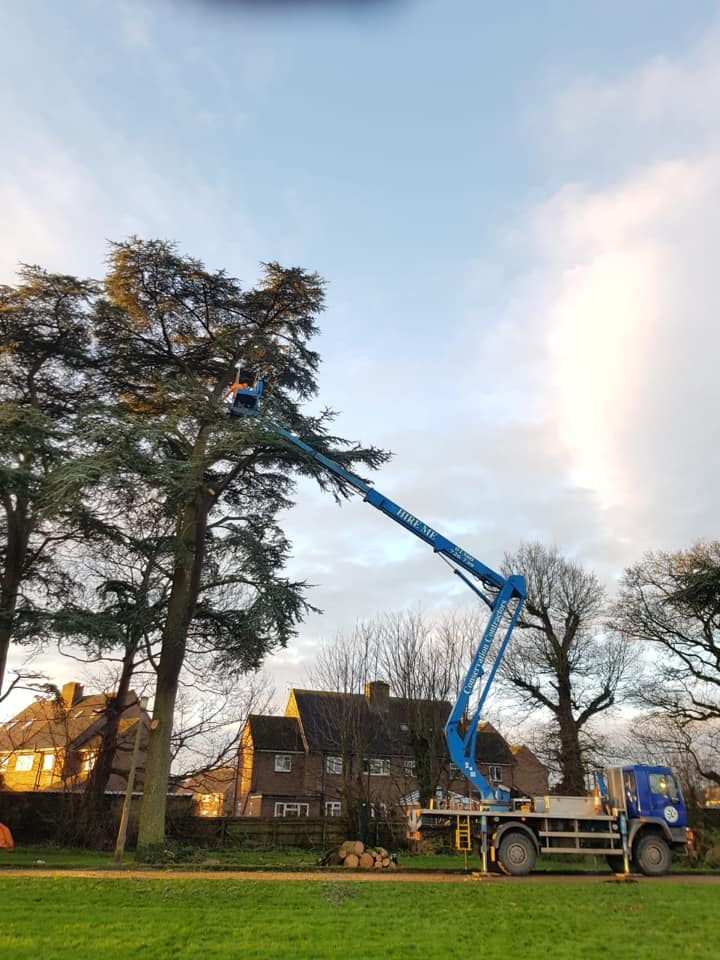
left=544, top=26, right=720, bottom=162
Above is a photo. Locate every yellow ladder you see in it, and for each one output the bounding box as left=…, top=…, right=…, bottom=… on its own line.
left=455, top=816, right=471, bottom=851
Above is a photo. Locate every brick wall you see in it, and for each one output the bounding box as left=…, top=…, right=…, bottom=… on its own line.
left=511, top=746, right=549, bottom=796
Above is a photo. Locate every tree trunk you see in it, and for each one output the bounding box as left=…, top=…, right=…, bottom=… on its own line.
left=556, top=683, right=585, bottom=795
left=136, top=637, right=185, bottom=855
left=78, top=642, right=138, bottom=845
left=136, top=491, right=208, bottom=856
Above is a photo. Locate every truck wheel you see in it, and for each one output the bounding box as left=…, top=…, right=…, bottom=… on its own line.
left=634, top=834, right=671, bottom=877
left=496, top=831, right=536, bottom=876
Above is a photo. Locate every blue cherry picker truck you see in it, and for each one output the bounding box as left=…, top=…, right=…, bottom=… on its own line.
left=226, top=373, right=693, bottom=876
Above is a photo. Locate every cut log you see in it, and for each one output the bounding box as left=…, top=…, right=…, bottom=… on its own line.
left=353, top=841, right=365, bottom=857
left=387, top=860, right=398, bottom=870
left=343, top=854, right=359, bottom=868
left=382, top=857, right=390, bottom=867
left=358, top=852, right=374, bottom=870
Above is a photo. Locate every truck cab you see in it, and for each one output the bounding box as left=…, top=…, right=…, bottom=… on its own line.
left=605, top=764, right=690, bottom=874
left=622, top=765, right=687, bottom=829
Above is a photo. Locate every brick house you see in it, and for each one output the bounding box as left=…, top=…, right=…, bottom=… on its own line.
left=0, top=681, right=149, bottom=792
left=235, top=681, right=548, bottom=818
left=179, top=765, right=238, bottom=817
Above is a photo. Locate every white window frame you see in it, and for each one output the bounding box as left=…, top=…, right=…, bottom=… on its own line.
left=274, top=802, right=309, bottom=818
left=42, top=752, right=55, bottom=772
left=404, top=759, right=416, bottom=777
left=82, top=752, right=96, bottom=775
left=489, top=764, right=502, bottom=783
left=274, top=754, right=293, bottom=773
left=325, top=801, right=342, bottom=817
left=14, top=753, right=35, bottom=772
left=325, top=755, right=343, bottom=775
left=364, top=757, right=390, bottom=777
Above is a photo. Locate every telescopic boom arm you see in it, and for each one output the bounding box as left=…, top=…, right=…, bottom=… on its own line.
left=227, top=378, right=526, bottom=805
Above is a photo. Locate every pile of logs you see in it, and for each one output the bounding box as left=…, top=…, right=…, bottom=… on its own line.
left=320, top=840, right=397, bottom=870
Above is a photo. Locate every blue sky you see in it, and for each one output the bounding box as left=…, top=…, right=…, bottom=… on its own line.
left=3, top=0, right=720, bottom=712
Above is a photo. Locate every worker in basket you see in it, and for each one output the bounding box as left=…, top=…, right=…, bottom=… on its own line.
left=223, top=370, right=263, bottom=415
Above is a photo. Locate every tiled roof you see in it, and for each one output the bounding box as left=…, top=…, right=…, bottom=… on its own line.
left=474, top=722, right=515, bottom=765
left=0, top=691, right=141, bottom=754
left=247, top=715, right=304, bottom=752
left=289, top=689, right=451, bottom=758
left=180, top=765, right=237, bottom=795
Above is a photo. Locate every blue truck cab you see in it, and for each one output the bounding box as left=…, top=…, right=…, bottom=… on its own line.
left=609, top=764, right=690, bottom=874
left=624, top=764, right=687, bottom=828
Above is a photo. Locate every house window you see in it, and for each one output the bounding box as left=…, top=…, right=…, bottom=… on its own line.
left=325, top=755, right=343, bottom=775
left=489, top=765, right=502, bottom=783
left=274, top=754, right=293, bottom=773
left=363, top=758, right=390, bottom=777
left=399, top=722, right=409, bottom=732
left=325, top=801, right=342, bottom=817
left=274, top=802, right=309, bottom=817
left=42, top=752, right=55, bottom=772
left=369, top=802, right=388, bottom=819
left=82, top=753, right=96, bottom=775
left=14, top=753, right=34, bottom=772
left=404, top=759, right=416, bottom=777
left=196, top=793, right=223, bottom=817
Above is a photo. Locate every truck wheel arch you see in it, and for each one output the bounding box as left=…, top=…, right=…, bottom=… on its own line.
left=492, top=822, right=540, bottom=855
left=628, top=818, right=672, bottom=849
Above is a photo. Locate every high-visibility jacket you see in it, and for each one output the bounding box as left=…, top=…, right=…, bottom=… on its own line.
left=0, top=822, right=13, bottom=850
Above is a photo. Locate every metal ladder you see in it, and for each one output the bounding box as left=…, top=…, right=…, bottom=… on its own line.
left=455, top=816, right=472, bottom=851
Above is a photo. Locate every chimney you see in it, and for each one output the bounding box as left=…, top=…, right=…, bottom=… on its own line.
left=61, top=682, right=84, bottom=708
left=364, top=680, right=390, bottom=716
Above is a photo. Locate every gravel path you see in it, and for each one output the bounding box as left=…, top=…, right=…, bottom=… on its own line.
left=2, top=868, right=718, bottom=884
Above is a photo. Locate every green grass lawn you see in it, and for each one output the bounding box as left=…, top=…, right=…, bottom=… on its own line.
left=1, top=876, right=718, bottom=960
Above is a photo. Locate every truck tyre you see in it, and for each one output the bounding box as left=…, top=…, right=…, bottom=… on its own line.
left=634, top=833, right=671, bottom=877
left=496, top=831, right=536, bottom=877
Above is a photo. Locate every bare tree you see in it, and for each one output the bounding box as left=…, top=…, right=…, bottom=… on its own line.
left=170, top=665, right=273, bottom=783
left=310, top=609, right=481, bottom=814
left=499, top=542, right=631, bottom=794
left=308, top=622, right=381, bottom=835
left=376, top=609, right=469, bottom=805
left=615, top=540, right=720, bottom=785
